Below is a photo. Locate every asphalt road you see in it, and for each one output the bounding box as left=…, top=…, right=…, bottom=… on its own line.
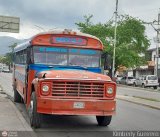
left=0, top=72, right=160, bottom=137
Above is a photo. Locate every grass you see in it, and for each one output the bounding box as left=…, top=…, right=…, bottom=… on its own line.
left=133, top=96, right=160, bottom=102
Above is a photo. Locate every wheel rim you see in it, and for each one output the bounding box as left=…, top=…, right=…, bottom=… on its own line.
left=29, top=100, right=33, bottom=119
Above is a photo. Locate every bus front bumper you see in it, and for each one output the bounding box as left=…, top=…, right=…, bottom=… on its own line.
left=37, top=97, right=116, bottom=116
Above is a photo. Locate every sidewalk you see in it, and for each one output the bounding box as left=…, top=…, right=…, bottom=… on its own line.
left=116, top=95, right=160, bottom=110
left=118, top=84, right=160, bottom=93
left=0, top=88, right=33, bottom=131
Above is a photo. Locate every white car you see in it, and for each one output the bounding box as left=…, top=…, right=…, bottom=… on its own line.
left=0, top=67, right=2, bottom=72
left=120, top=76, right=136, bottom=85
left=116, top=75, right=123, bottom=84
left=2, top=66, right=10, bottom=73
left=134, top=75, right=159, bottom=89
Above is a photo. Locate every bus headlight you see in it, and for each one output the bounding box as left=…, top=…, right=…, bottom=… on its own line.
left=105, top=83, right=116, bottom=98
left=41, top=82, right=52, bottom=96
left=42, top=85, right=49, bottom=92
left=106, top=87, right=113, bottom=94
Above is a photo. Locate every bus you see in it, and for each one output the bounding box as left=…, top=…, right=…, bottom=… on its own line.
left=13, top=29, right=116, bottom=128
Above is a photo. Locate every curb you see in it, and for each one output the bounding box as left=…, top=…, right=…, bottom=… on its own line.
left=116, top=96, right=160, bottom=110
left=8, top=99, right=33, bottom=131
left=6, top=95, right=34, bottom=132
left=0, top=84, right=35, bottom=132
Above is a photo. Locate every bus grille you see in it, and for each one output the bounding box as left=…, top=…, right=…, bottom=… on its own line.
left=52, top=81, right=104, bottom=98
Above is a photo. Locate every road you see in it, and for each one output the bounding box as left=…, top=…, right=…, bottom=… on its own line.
left=0, top=72, right=160, bottom=137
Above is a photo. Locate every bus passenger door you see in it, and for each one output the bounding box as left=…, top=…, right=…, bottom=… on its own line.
left=24, top=47, right=31, bottom=104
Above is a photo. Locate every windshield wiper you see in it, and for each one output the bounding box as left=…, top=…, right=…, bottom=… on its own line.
left=53, top=65, right=88, bottom=70
left=48, top=65, right=54, bottom=68
left=69, top=65, right=88, bottom=70
left=38, top=65, right=88, bottom=70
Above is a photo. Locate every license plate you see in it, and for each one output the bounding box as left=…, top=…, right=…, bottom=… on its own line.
left=73, top=102, right=85, bottom=109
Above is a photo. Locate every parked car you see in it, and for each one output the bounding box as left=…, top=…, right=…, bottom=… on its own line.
left=0, top=67, right=2, bottom=72
left=133, top=75, right=158, bottom=89
left=2, top=66, right=10, bottom=73
left=0, top=64, right=3, bottom=72
left=120, top=76, right=136, bottom=85
left=115, top=75, right=123, bottom=84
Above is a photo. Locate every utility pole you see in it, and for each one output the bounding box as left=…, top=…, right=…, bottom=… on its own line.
left=112, top=0, right=118, bottom=78
left=155, top=9, right=160, bottom=77
left=145, top=9, right=160, bottom=77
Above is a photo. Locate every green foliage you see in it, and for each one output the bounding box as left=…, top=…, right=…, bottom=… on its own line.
left=76, top=15, right=150, bottom=70
left=0, top=43, right=17, bottom=66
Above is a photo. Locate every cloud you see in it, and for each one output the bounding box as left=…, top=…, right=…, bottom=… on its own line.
left=0, top=0, right=160, bottom=48
left=0, top=0, right=115, bottom=27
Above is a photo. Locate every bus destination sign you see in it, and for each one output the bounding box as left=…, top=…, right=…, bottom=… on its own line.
left=51, top=36, right=87, bottom=46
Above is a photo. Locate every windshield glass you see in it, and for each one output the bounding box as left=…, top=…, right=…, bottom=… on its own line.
left=33, top=46, right=101, bottom=68
left=128, top=77, right=134, bottom=79
left=148, top=76, right=157, bottom=80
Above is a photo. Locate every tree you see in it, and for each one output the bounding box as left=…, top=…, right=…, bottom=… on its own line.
left=76, top=15, right=150, bottom=71
left=0, top=43, right=17, bottom=66
left=9, top=43, right=17, bottom=52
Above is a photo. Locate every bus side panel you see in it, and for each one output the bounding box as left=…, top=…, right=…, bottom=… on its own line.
left=26, top=70, right=36, bottom=107
left=14, top=64, right=26, bottom=99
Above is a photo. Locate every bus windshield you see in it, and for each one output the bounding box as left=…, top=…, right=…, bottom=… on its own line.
left=33, top=46, right=101, bottom=68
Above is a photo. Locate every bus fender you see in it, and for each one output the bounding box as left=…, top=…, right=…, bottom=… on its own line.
left=31, top=78, right=39, bottom=96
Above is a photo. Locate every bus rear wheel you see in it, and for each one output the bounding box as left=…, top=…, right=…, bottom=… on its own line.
left=28, top=92, right=41, bottom=128
left=96, top=116, right=112, bottom=126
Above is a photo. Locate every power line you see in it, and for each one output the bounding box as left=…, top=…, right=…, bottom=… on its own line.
left=105, top=13, right=115, bottom=25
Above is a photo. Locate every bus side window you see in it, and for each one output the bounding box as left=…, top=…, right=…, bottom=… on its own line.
left=24, top=49, right=27, bottom=64
left=15, top=50, right=26, bottom=65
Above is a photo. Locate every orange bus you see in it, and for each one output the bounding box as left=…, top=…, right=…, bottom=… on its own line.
left=13, top=29, right=116, bottom=128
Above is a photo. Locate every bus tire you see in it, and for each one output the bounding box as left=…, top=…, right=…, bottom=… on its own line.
left=28, top=92, right=41, bottom=128
left=96, top=116, right=112, bottom=126
left=133, top=82, right=136, bottom=87
left=13, top=88, right=22, bottom=103
left=142, top=84, right=145, bottom=88
left=154, top=86, right=158, bottom=89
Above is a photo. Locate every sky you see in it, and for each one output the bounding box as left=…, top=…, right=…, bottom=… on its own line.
left=0, top=0, right=160, bottom=49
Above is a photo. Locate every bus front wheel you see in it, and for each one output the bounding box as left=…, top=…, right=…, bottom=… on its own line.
left=28, top=92, right=41, bottom=128
left=96, top=116, right=112, bottom=126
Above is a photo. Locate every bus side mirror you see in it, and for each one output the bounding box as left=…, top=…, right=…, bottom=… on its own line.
left=27, top=47, right=33, bottom=64
left=101, top=53, right=112, bottom=70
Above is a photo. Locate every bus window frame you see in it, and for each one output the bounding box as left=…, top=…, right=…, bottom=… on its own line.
left=26, top=47, right=33, bottom=65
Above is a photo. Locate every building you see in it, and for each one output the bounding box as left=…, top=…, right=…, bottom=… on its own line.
left=133, top=48, right=156, bottom=78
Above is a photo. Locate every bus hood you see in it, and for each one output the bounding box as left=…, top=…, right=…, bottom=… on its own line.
left=37, top=70, right=112, bottom=82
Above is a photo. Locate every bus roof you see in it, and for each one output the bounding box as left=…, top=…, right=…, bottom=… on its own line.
left=33, top=29, right=100, bottom=41
left=14, top=29, right=104, bottom=52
